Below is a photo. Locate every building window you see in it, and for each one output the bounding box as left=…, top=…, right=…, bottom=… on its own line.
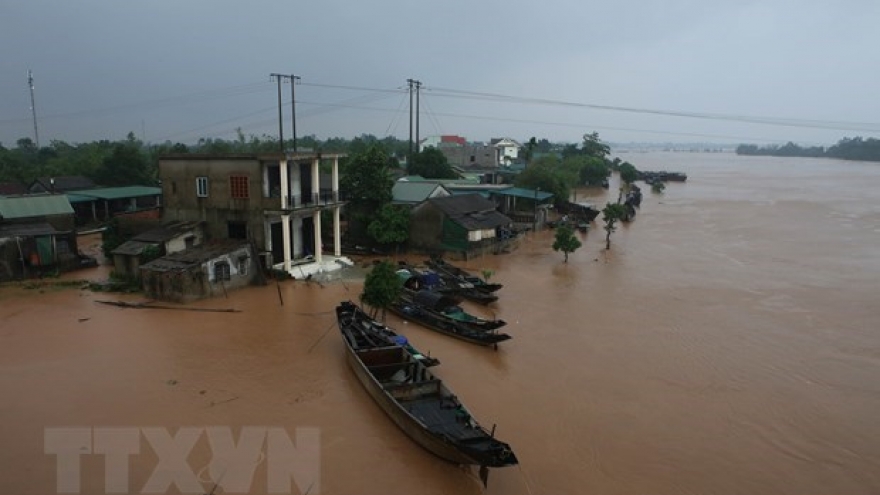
left=227, top=221, right=247, bottom=240
left=196, top=177, right=208, bottom=197
left=237, top=255, right=249, bottom=276
left=230, top=176, right=249, bottom=199
left=214, top=261, right=231, bottom=281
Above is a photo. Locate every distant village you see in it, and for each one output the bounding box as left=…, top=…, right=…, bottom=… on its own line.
left=0, top=133, right=676, bottom=300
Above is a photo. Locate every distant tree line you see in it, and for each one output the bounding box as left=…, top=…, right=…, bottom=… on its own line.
left=736, top=137, right=880, bottom=162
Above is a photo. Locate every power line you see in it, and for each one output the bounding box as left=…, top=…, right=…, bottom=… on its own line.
left=424, top=85, right=880, bottom=133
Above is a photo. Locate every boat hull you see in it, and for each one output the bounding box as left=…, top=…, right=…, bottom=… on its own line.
left=343, top=346, right=490, bottom=465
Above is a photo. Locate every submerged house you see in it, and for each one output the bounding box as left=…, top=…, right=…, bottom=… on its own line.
left=0, top=195, right=86, bottom=280
left=111, top=220, right=206, bottom=278
left=158, top=152, right=349, bottom=278
left=139, top=240, right=257, bottom=302
left=408, top=193, right=514, bottom=259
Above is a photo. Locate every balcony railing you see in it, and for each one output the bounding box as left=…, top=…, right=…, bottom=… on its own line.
left=283, top=189, right=347, bottom=210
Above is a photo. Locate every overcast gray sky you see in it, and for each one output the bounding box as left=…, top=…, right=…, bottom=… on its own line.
left=3, top=0, right=880, bottom=147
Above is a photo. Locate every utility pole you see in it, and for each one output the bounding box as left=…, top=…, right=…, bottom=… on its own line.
left=27, top=70, right=40, bottom=149
left=407, top=78, right=421, bottom=164
left=290, top=75, right=301, bottom=152
left=415, top=79, right=421, bottom=153
left=271, top=73, right=300, bottom=153
left=271, top=74, right=284, bottom=152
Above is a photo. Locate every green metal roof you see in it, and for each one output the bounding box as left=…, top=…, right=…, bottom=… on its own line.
left=66, top=186, right=161, bottom=202
left=392, top=182, right=450, bottom=203
left=493, top=187, right=554, bottom=201
left=0, top=195, right=74, bottom=219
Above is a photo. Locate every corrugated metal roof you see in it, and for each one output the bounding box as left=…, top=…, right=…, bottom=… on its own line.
left=65, top=186, right=161, bottom=201
left=111, top=240, right=156, bottom=256
left=0, top=195, right=74, bottom=219
left=140, top=240, right=250, bottom=273
left=392, top=182, right=450, bottom=204
left=427, top=194, right=512, bottom=230
left=0, top=221, right=63, bottom=237
left=492, top=187, right=554, bottom=201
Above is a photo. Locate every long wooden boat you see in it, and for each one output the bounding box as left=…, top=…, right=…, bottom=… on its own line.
left=400, top=264, right=498, bottom=305
left=336, top=301, right=518, bottom=485
left=336, top=300, right=439, bottom=367
left=389, top=290, right=511, bottom=347
left=425, top=257, right=503, bottom=294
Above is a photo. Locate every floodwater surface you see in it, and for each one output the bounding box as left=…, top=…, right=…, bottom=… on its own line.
left=1, top=151, right=879, bottom=494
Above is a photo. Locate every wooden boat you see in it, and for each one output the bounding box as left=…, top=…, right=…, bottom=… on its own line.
left=336, top=301, right=518, bottom=486
left=389, top=290, right=511, bottom=347
left=400, top=264, right=498, bottom=305
left=336, top=300, right=439, bottom=367
left=425, top=257, right=503, bottom=294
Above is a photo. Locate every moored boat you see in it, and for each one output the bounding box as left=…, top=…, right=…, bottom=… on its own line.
left=425, top=257, right=504, bottom=294
left=335, top=301, right=518, bottom=485
left=336, top=300, right=439, bottom=367
left=389, top=290, right=511, bottom=347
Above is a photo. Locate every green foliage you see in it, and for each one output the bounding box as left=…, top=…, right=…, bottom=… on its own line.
left=360, top=260, right=403, bottom=317
left=578, top=156, right=611, bottom=186
left=601, top=203, right=627, bottom=250
left=651, top=182, right=666, bottom=194
left=552, top=224, right=582, bottom=262
left=367, top=204, right=410, bottom=248
left=139, top=245, right=162, bottom=264
left=618, top=162, right=638, bottom=185
left=101, top=219, right=124, bottom=259
left=736, top=137, right=880, bottom=162
left=408, top=147, right=457, bottom=179
left=340, top=144, right=395, bottom=242
left=93, top=138, right=155, bottom=186
left=481, top=269, right=494, bottom=282
left=514, top=155, right=567, bottom=206
left=580, top=132, right=611, bottom=159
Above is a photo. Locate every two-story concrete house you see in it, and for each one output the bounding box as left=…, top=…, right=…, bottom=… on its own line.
left=157, top=152, right=348, bottom=277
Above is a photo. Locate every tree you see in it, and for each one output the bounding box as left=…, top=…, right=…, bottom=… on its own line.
left=581, top=132, right=610, bottom=159
left=601, top=203, right=627, bottom=250
left=92, top=134, right=154, bottom=186
left=514, top=155, right=567, bottom=206
left=367, top=204, right=410, bottom=252
left=361, top=260, right=403, bottom=319
left=408, top=147, right=457, bottom=179
left=552, top=224, right=582, bottom=262
left=579, top=156, right=611, bottom=186
left=340, top=144, right=395, bottom=242
left=618, top=161, right=638, bottom=185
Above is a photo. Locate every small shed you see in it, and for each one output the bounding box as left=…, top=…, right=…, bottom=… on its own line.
left=409, top=193, right=512, bottom=255
left=0, top=195, right=81, bottom=280
left=111, top=221, right=205, bottom=278
left=139, top=240, right=256, bottom=302
left=66, top=186, right=162, bottom=225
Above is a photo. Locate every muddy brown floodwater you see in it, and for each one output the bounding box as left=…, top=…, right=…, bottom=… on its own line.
left=2, top=151, right=879, bottom=495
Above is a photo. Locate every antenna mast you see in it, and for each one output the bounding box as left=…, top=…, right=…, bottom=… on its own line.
left=28, top=70, right=40, bottom=149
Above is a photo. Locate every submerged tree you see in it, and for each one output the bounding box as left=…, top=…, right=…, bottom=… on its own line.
left=367, top=204, right=410, bottom=254
left=552, top=224, right=582, bottom=262
left=360, top=260, right=403, bottom=320
left=602, top=203, right=627, bottom=250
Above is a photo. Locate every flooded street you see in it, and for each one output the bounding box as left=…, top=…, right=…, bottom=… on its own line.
left=2, top=151, right=879, bottom=494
